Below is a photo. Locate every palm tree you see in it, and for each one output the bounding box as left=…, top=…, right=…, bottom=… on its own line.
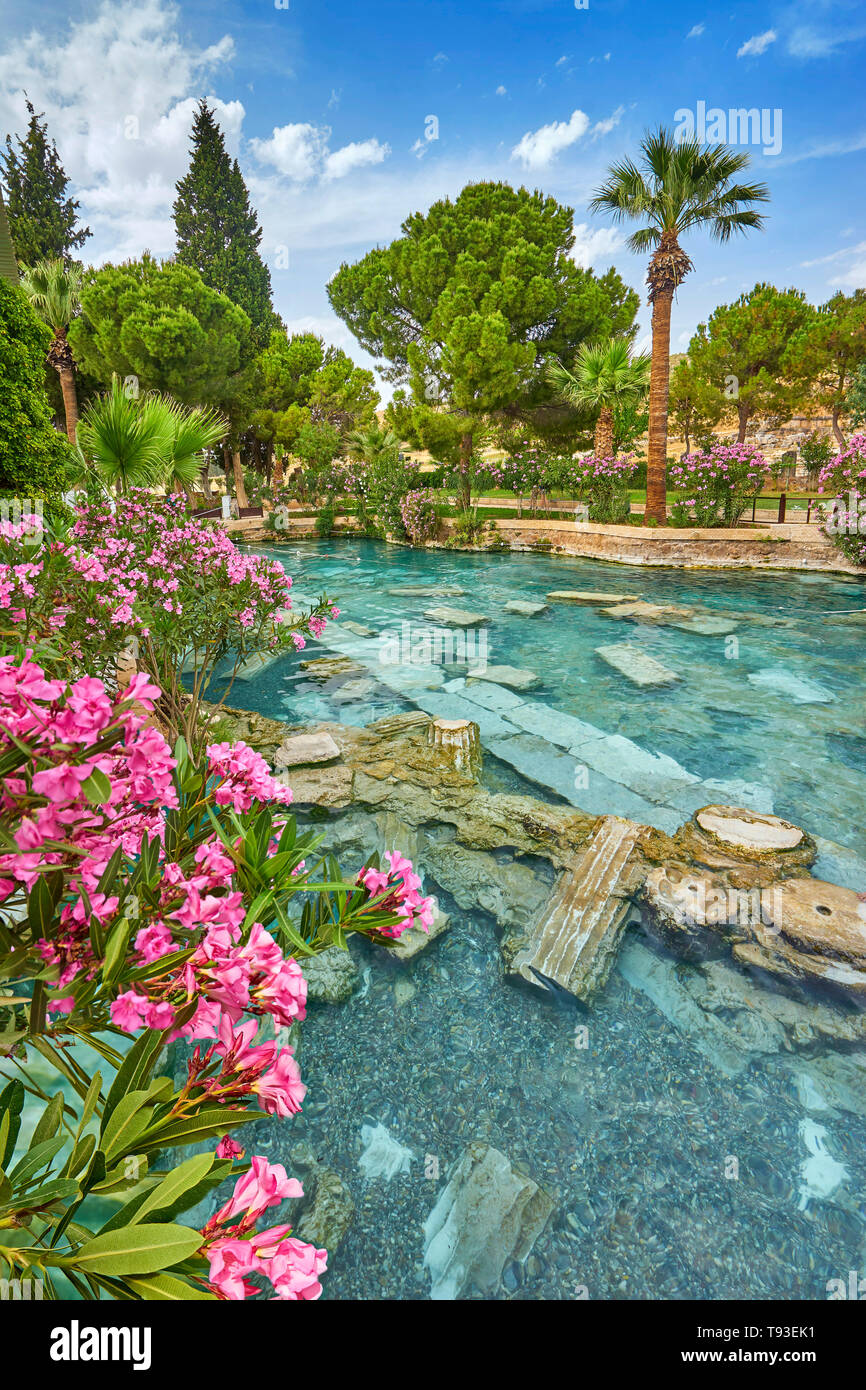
left=548, top=337, right=650, bottom=457
left=347, top=421, right=400, bottom=467
left=76, top=379, right=227, bottom=498
left=590, top=129, right=769, bottom=523
left=19, top=258, right=84, bottom=443
left=157, top=397, right=227, bottom=496
left=76, top=379, right=173, bottom=494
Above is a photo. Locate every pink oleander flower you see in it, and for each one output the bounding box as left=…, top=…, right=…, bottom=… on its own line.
left=204, top=1238, right=260, bottom=1301
left=254, top=1046, right=306, bottom=1118
left=214, top=1156, right=304, bottom=1225
left=216, top=1135, right=246, bottom=1161
left=110, top=989, right=149, bottom=1031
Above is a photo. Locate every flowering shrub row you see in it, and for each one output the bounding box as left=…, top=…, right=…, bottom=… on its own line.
left=1, top=494, right=339, bottom=747
left=668, top=442, right=771, bottom=527
left=399, top=489, right=440, bottom=545
left=817, top=433, right=866, bottom=564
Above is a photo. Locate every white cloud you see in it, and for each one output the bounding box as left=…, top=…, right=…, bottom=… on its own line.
left=591, top=105, right=625, bottom=139
left=800, top=240, right=866, bottom=268
left=687, top=23, right=705, bottom=39
left=788, top=23, right=866, bottom=57
left=830, top=258, right=866, bottom=289
left=569, top=223, right=624, bottom=268
left=737, top=29, right=777, bottom=58
left=250, top=125, right=390, bottom=182
left=511, top=109, right=590, bottom=169
left=250, top=123, right=330, bottom=181
left=281, top=314, right=357, bottom=351
left=555, top=55, right=570, bottom=67
left=0, top=0, right=239, bottom=262
left=496, top=84, right=508, bottom=96
left=323, top=137, right=390, bottom=181
left=777, top=131, right=866, bottom=166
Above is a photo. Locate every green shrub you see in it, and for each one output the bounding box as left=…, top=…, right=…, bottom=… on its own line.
left=0, top=279, right=73, bottom=513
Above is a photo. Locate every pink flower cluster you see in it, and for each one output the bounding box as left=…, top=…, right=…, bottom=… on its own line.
left=70, top=492, right=295, bottom=648
left=817, top=433, right=866, bottom=498
left=817, top=434, right=866, bottom=564
left=669, top=442, right=770, bottom=525
left=357, top=850, right=435, bottom=939
left=0, top=652, right=175, bottom=914
left=206, top=740, right=293, bottom=812
left=399, top=489, right=439, bottom=545
left=200, top=1156, right=327, bottom=1300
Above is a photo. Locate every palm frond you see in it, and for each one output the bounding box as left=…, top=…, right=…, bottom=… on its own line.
left=19, top=258, right=83, bottom=333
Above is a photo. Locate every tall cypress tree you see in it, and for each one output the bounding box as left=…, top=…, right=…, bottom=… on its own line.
left=1, top=100, right=90, bottom=265
left=173, top=100, right=275, bottom=348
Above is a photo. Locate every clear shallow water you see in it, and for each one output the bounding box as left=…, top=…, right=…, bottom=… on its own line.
left=213, top=540, right=866, bottom=1301
left=229, top=539, right=866, bottom=855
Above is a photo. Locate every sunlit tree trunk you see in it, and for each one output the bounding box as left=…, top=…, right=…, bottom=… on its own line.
left=646, top=288, right=673, bottom=524
left=232, top=449, right=249, bottom=509
left=594, top=406, right=614, bottom=457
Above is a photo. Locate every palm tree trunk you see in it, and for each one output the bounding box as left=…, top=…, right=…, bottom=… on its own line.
left=232, top=449, right=248, bottom=509
left=56, top=363, right=79, bottom=443
left=646, top=289, right=673, bottom=524
left=47, top=330, right=79, bottom=443
left=595, top=406, right=614, bottom=457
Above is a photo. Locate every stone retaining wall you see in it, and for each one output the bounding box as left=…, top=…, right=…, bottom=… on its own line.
left=479, top=518, right=864, bottom=575
left=224, top=514, right=864, bottom=577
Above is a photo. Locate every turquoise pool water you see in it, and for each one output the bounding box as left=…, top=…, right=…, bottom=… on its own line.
left=232, top=539, right=866, bottom=858
left=205, top=540, right=866, bottom=1300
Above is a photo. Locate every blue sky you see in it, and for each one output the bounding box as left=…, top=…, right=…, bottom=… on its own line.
left=1, top=0, right=863, bottom=393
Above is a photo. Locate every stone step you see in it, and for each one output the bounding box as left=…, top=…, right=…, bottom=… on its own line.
left=595, top=642, right=681, bottom=687
left=509, top=816, right=644, bottom=1000
left=547, top=590, right=638, bottom=604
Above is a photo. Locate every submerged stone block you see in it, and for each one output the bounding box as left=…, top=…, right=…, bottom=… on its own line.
left=301, top=945, right=358, bottom=1004
left=423, top=605, right=491, bottom=628
left=546, top=589, right=638, bottom=604
left=466, top=664, right=539, bottom=690
left=504, top=599, right=548, bottom=616
left=747, top=668, right=835, bottom=704
left=423, top=1141, right=554, bottom=1299
left=595, top=642, right=681, bottom=687
left=275, top=730, right=342, bottom=767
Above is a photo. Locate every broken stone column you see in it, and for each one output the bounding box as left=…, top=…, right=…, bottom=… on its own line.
left=423, top=1141, right=554, bottom=1300
left=678, top=805, right=817, bottom=872
left=505, top=816, right=644, bottom=1000
left=427, top=717, right=482, bottom=777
